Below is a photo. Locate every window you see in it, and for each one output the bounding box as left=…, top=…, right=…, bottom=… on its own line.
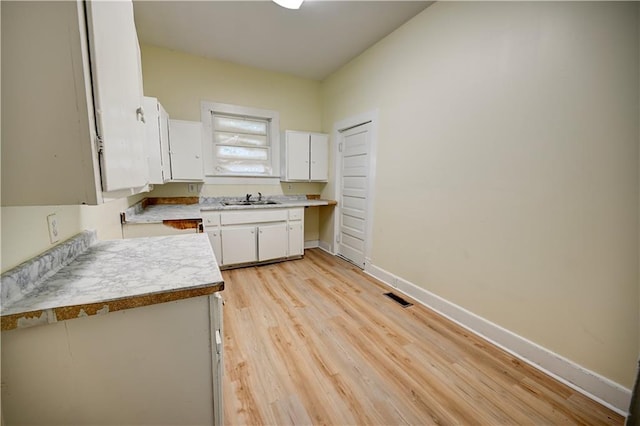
left=201, top=101, right=280, bottom=182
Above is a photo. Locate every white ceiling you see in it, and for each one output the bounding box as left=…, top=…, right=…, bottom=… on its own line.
left=133, top=1, right=432, bottom=81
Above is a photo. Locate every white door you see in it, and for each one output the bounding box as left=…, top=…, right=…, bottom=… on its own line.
left=337, top=123, right=371, bottom=268
left=86, top=0, right=148, bottom=191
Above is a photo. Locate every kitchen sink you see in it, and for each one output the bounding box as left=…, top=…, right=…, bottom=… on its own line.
left=221, top=200, right=280, bottom=206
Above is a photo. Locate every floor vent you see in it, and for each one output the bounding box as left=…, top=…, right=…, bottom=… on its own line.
left=384, top=292, right=413, bottom=308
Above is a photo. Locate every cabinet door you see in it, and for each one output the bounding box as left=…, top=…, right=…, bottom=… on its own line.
left=221, top=226, right=257, bottom=265
left=86, top=0, right=148, bottom=191
left=286, top=132, right=311, bottom=180
left=210, top=294, right=224, bottom=426
left=310, top=133, right=329, bottom=181
left=143, top=97, right=164, bottom=185
left=258, top=223, right=288, bottom=261
left=159, top=105, right=171, bottom=183
left=288, top=221, right=304, bottom=256
left=169, top=120, right=204, bottom=181
left=207, top=230, right=223, bottom=266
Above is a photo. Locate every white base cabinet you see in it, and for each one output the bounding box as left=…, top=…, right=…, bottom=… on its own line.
left=288, top=208, right=304, bottom=257
left=202, top=208, right=304, bottom=268
left=221, top=226, right=258, bottom=265
left=258, top=223, right=289, bottom=261
left=203, top=213, right=223, bottom=264
left=1, top=294, right=224, bottom=425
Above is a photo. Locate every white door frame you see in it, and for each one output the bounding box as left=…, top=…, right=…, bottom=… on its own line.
left=332, top=109, right=378, bottom=269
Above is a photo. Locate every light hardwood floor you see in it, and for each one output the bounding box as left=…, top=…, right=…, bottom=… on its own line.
left=222, top=249, right=623, bottom=425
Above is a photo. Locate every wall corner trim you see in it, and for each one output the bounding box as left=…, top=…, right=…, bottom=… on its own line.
left=364, top=263, right=632, bottom=416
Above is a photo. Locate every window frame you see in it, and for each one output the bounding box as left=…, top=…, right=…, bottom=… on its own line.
left=201, top=101, right=281, bottom=184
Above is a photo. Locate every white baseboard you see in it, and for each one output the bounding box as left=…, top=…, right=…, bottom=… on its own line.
left=364, top=263, right=631, bottom=416
left=304, top=240, right=320, bottom=249
left=317, top=240, right=333, bottom=255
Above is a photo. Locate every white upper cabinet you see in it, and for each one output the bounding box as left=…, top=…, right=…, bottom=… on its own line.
left=309, top=133, right=329, bottom=181
left=86, top=0, right=148, bottom=191
left=145, top=106, right=204, bottom=183
left=1, top=0, right=148, bottom=206
left=143, top=97, right=170, bottom=184
left=168, top=120, right=204, bottom=181
left=280, top=131, right=329, bottom=182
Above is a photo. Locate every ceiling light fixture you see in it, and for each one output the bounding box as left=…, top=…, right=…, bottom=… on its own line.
left=273, top=0, right=304, bottom=10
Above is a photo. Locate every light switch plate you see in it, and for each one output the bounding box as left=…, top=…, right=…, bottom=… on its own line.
left=47, top=213, right=60, bottom=244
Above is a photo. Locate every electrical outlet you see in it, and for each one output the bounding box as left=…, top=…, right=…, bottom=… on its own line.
left=47, top=213, right=60, bottom=244
left=187, top=183, right=197, bottom=193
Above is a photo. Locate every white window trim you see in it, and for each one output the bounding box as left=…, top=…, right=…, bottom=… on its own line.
left=201, top=101, right=280, bottom=184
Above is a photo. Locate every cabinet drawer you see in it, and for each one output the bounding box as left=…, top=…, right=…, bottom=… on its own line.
left=221, top=209, right=288, bottom=225
left=201, top=212, right=220, bottom=228
left=288, top=208, right=303, bottom=221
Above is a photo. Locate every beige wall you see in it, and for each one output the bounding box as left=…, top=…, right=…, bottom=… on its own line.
left=1, top=195, right=144, bottom=273
left=322, top=2, right=639, bottom=388
left=140, top=45, right=326, bottom=242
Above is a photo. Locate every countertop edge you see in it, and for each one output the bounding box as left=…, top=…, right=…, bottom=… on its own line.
left=123, top=198, right=337, bottom=224
left=1, top=281, right=224, bottom=332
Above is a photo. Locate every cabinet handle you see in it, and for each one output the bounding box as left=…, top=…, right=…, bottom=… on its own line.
left=136, top=107, right=145, bottom=123
left=195, top=155, right=200, bottom=159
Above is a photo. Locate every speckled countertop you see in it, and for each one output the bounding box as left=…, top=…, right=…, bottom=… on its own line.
left=123, top=195, right=337, bottom=224
left=1, top=231, right=223, bottom=331
left=125, top=204, right=204, bottom=223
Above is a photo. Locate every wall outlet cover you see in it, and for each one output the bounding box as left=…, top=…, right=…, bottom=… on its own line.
left=47, top=213, right=60, bottom=244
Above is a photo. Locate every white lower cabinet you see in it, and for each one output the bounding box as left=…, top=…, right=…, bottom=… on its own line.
left=208, top=229, right=223, bottom=265
left=1, top=294, right=223, bottom=425
left=288, top=221, right=304, bottom=257
left=221, top=226, right=257, bottom=265
left=258, top=223, right=288, bottom=262
left=288, top=208, right=304, bottom=257
left=202, top=208, right=304, bottom=268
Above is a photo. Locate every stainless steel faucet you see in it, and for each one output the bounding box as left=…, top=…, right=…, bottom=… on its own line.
left=245, top=193, right=252, bottom=202
left=258, top=192, right=263, bottom=201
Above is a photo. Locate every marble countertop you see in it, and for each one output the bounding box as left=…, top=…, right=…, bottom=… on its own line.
left=1, top=232, right=223, bottom=331
left=199, top=198, right=335, bottom=211
left=123, top=196, right=337, bottom=224
left=125, top=204, right=204, bottom=223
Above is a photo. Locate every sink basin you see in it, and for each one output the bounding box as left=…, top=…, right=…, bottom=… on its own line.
left=221, top=200, right=279, bottom=206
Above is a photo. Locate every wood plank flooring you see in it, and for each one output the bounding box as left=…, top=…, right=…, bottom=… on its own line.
left=222, top=249, right=623, bottom=425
